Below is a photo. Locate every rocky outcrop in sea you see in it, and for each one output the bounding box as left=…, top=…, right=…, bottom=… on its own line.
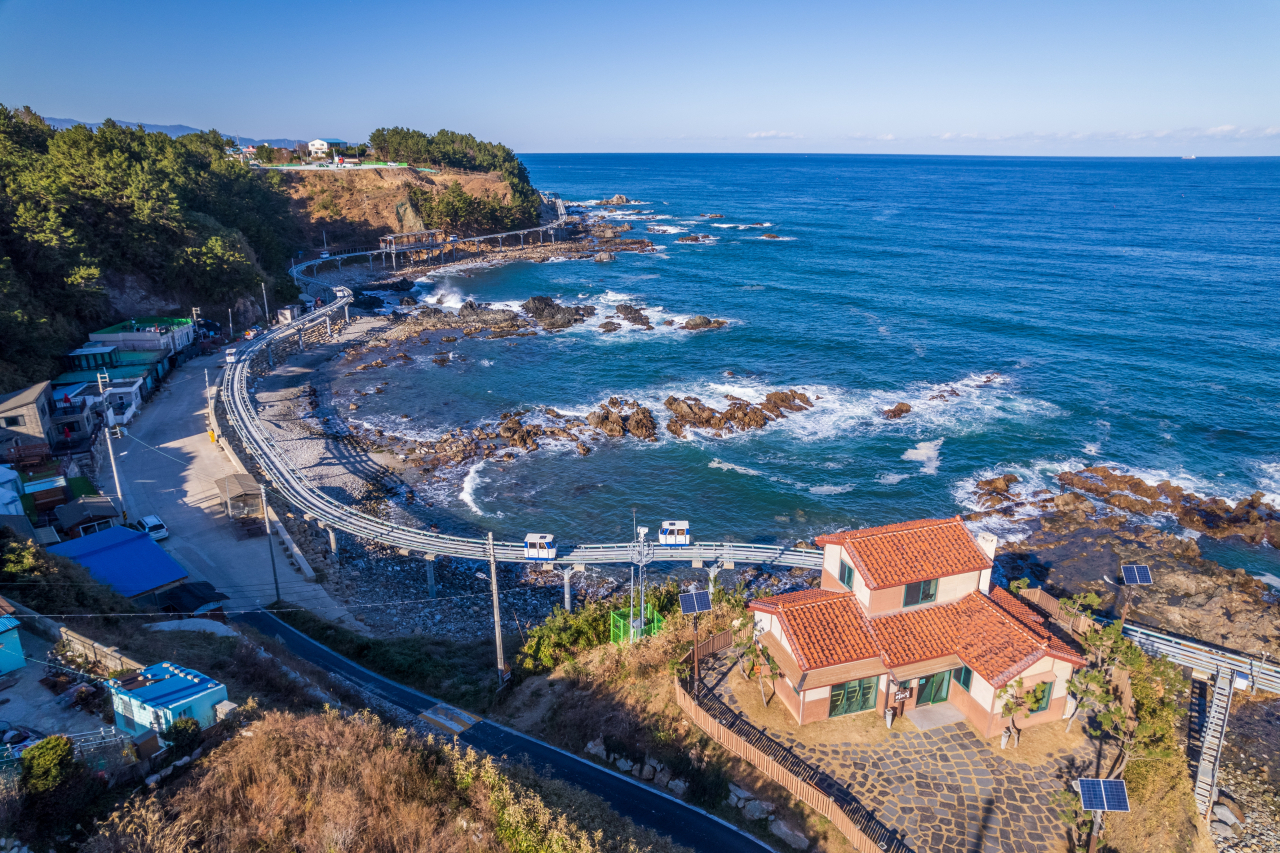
left=664, top=390, right=813, bottom=439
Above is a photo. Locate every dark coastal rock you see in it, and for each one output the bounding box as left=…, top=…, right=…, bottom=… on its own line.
left=677, top=234, right=713, bottom=244
left=663, top=390, right=812, bottom=438
left=623, top=406, right=658, bottom=441
left=598, top=321, right=621, bottom=333
left=882, top=402, right=912, bottom=420
left=594, top=252, right=616, bottom=262
left=616, top=304, right=653, bottom=329
left=587, top=408, right=626, bottom=437
left=703, top=214, right=725, bottom=218
left=603, top=194, right=631, bottom=204
left=386, top=278, right=416, bottom=292
left=399, top=296, right=417, bottom=306
left=761, top=233, right=781, bottom=240
left=683, top=315, right=728, bottom=331
left=521, top=296, right=595, bottom=330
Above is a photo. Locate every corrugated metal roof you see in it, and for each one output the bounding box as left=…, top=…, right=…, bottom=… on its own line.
left=49, top=527, right=187, bottom=597
left=0, top=615, right=19, bottom=632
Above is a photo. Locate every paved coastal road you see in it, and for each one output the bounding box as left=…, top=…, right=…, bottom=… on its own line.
left=234, top=609, right=773, bottom=853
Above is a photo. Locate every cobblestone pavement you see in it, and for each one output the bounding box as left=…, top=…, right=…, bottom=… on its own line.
left=704, top=655, right=1094, bottom=853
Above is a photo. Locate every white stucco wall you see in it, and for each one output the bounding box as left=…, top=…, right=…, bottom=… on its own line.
left=969, top=669, right=998, bottom=712
left=937, top=570, right=981, bottom=604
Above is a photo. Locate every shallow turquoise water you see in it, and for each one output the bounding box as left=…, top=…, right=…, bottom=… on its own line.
left=336, top=154, right=1280, bottom=569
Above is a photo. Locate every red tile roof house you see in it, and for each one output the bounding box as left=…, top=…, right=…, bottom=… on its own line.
left=747, top=517, right=1086, bottom=738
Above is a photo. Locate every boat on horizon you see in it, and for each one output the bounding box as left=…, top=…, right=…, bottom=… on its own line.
left=1183, top=155, right=1197, bottom=159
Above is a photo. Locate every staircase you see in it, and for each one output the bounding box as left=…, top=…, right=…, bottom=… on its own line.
left=1192, top=669, right=1234, bottom=815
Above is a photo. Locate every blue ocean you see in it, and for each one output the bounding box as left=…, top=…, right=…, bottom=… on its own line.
left=335, top=155, right=1280, bottom=576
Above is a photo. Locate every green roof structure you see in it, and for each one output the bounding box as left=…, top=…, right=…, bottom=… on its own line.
left=93, top=317, right=192, bottom=335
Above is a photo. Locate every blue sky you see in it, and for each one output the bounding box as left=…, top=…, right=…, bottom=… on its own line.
left=2, top=0, right=1277, bottom=155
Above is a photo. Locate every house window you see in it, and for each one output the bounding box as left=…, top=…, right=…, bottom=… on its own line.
left=117, top=705, right=136, bottom=732
left=902, top=578, right=938, bottom=608
left=81, top=519, right=113, bottom=535
left=1, top=416, right=23, bottom=428
left=838, top=559, right=856, bottom=590
left=1029, top=681, right=1053, bottom=714
left=830, top=676, right=878, bottom=716
left=952, top=666, right=973, bottom=692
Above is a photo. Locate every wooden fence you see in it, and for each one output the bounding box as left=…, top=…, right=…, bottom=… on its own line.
left=676, top=630, right=905, bottom=852
left=1019, top=587, right=1097, bottom=635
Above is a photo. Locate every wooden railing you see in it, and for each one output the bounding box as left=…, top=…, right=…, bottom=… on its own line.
left=676, top=631, right=906, bottom=852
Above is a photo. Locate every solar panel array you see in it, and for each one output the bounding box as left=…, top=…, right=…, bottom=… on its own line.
left=1078, top=778, right=1130, bottom=812
left=1121, top=564, right=1153, bottom=585
left=679, top=590, right=713, bottom=615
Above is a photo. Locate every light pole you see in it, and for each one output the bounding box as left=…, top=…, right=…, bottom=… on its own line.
left=488, top=532, right=506, bottom=685
left=261, top=280, right=271, bottom=328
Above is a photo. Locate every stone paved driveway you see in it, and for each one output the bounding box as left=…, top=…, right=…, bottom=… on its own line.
left=704, top=655, right=1096, bottom=853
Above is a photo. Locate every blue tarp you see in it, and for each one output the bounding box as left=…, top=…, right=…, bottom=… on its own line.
left=49, top=526, right=188, bottom=597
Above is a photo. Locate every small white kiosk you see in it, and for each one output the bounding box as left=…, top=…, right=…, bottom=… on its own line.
left=659, top=521, right=690, bottom=547
left=524, top=533, right=557, bottom=561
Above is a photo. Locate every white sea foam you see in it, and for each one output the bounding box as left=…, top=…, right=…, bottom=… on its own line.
left=809, top=484, right=854, bottom=495
left=1258, top=461, right=1280, bottom=505
left=1082, top=442, right=1101, bottom=456
left=420, top=282, right=469, bottom=310
left=903, top=439, right=944, bottom=475
left=878, top=473, right=910, bottom=485
left=752, top=235, right=797, bottom=241
left=708, top=459, right=764, bottom=477
left=460, top=460, right=490, bottom=516
left=646, top=225, right=687, bottom=234
left=480, top=359, right=493, bottom=367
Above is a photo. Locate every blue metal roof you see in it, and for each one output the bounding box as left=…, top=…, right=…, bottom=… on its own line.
left=117, top=661, right=223, bottom=710
left=49, top=527, right=188, bottom=597
left=0, top=615, right=18, bottom=632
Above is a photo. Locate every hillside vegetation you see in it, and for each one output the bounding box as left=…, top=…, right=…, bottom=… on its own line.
left=85, top=709, right=689, bottom=853
left=0, top=105, right=302, bottom=393
left=368, top=126, right=542, bottom=232
left=0, top=112, right=543, bottom=394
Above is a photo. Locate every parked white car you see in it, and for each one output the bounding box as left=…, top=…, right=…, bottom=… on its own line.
left=140, top=515, right=169, bottom=541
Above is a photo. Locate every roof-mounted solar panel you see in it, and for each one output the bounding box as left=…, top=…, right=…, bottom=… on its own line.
left=1121, top=564, right=1152, bottom=585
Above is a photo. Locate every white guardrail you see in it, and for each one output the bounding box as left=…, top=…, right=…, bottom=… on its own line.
left=220, top=243, right=825, bottom=571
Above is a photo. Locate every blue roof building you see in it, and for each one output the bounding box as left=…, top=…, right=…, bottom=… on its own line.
left=0, top=597, right=23, bottom=676
left=109, top=662, right=228, bottom=736
left=48, top=526, right=188, bottom=598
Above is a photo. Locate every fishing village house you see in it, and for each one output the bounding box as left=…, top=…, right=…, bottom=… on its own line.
left=749, top=517, right=1086, bottom=738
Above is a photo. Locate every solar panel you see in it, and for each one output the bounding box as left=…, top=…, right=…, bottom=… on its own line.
left=1077, top=778, right=1129, bottom=812
left=1101, top=779, right=1130, bottom=812
left=1121, top=564, right=1152, bottom=585
left=679, top=590, right=713, bottom=615
left=1078, top=779, right=1106, bottom=811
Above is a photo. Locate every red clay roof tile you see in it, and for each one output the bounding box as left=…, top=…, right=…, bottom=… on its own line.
left=815, top=517, right=991, bottom=589
left=753, top=584, right=1086, bottom=688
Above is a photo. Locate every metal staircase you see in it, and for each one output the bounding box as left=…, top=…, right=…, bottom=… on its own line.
left=1192, top=668, right=1234, bottom=815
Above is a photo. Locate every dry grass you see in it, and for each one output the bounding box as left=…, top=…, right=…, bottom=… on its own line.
left=1100, top=761, right=1214, bottom=853
left=84, top=709, right=691, bottom=853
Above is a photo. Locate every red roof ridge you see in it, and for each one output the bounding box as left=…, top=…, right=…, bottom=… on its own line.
left=814, top=516, right=963, bottom=546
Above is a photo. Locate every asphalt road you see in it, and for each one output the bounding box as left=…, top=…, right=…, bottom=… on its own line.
left=234, top=609, right=773, bottom=853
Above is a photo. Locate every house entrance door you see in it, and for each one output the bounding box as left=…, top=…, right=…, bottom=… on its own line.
left=916, top=671, right=951, bottom=706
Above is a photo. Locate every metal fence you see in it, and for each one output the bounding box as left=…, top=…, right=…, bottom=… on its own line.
left=675, top=631, right=906, bottom=852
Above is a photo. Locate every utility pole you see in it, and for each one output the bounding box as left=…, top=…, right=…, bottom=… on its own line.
left=261, top=280, right=271, bottom=328
left=96, top=372, right=126, bottom=523
left=488, top=532, right=506, bottom=684
left=261, top=484, right=281, bottom=604
left=228, top=308, right=234, bottom=339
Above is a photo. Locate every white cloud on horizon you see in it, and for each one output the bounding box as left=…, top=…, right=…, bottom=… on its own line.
left=748, top=130, right=803, bottom=139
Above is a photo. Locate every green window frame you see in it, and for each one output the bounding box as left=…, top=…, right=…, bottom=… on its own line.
left=829, top=676, right=878, bottom=717
left=1030, top=681, right=1053, bottom=714
left=952, top=666, right=973, bottom=692
left=838, top=559, right=856, bottom=590
left=903, top=578, right=938, bottom=608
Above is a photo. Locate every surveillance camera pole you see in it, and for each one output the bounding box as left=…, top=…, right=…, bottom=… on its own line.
left=630, top=527, right=652, bottom=642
